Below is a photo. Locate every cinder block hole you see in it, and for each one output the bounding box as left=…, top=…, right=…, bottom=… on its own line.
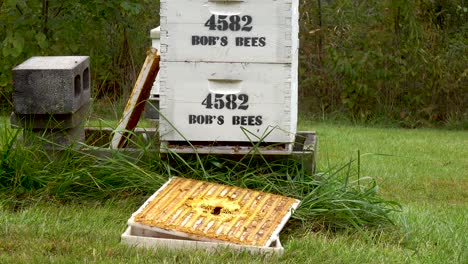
left=212, top=207, right=223, bottom=215
left=83, top=68, right=90, bottom=91
left=74, top=75, right=81, bottom=97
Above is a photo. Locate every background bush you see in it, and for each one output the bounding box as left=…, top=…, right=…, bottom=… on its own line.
left=300, top=0, right=467, bottom=127
left=0, top=0, right=159, bottom=107
left=1, top=0, right=467, bottom=127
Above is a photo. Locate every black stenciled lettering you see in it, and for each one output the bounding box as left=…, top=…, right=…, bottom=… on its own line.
left=205, top=15, right=217, bottom=30
left=221, top=36, right=228, bottom=46
left=244, top=38, right=251, bottom=47
left=241, top=15, right=253, bottom=31
left=207, top=115, right=215, bottom=124
left=235, top=37, right=266, bottom=47
left=251, top=37, right=258, bottom=47
left=193, top=36, right=228, bottom=46
left=202, top=93, right=213, bottom=108
left=196, top=115, right=204, bottom=124
left=217, top=15, right=229, bottom=31
left=208, top=36, right=217, bottom=45
left=192, top=36, right=200, bottom=45
left=200, top=36, right=208, bottom=45
left=217, top=116, right=225, bottom=125
left=255, top=116, right=263, bottom=125
left=238, top=94, right=249, bottom=110
left=232, top=115, right=262, bottom=126
left=189, top=115, right=197, bottom=124
left=248, top=116, right=256, bottom=126
left=259, top=37, right=266, bottom=47
left=225, top=94, right=237, bottom=110
left=232, top=116, right=247, bottom=126
left=236, top=37, right=243, bottom=46
left=232, top=116, right=239, bottom=125
left=204, top=15, right=253, bottom=32
left=189, top=115, right=219, bottom=125
left=240, top=116, right=248, bottom=125
left=202, top=93, right=249, bottom=110
left=239, top=116, right=246, bottom=126
left=214, top=94, right=224, bottom=109
left=229, top=15, right=241, bottom=31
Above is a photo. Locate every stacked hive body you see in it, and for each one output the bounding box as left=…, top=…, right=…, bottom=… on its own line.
left=159, top=0, right=299, bottom=151
left=11, top=56, right=91, bottom=148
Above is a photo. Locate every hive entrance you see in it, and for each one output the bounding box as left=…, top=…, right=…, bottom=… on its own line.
left=212, top=206, right=222, bottom=215
left=191, top=197, right=241, bottom=220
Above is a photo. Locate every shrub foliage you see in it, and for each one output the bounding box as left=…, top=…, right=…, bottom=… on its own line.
left=300, top=0, right=467, bottom=126
left=0, top=0, right=159, bottom=106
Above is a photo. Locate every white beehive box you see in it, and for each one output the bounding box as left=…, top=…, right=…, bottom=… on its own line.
left=159, top=0, right=299, bottom=149
left=160, top=0, right=299, bottom=63
left=159, top=62, right=296, bottom=143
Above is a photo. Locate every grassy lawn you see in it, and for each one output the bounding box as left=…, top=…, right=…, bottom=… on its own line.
left=0, top=116, right=467, bottom=263
left=300, top=121, right=468, bottom=205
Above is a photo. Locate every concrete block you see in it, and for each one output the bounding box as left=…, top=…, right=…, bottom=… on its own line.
left=10, top=101, right=91, bottom=129
left=13, top=56, right=91, bottom=114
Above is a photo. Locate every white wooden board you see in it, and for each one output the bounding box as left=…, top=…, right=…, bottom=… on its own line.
left=150, top=27, right=161, bottom=96
left=160, top=0, right=299, bottom=63
left=159, top=62, right=297, bottom=143
left=111, top=48, right=160, bottom=149
left=121, top=226, right=284, bottom=255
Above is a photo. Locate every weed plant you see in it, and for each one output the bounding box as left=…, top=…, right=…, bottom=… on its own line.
left=0, top=119, right=401, bottom=235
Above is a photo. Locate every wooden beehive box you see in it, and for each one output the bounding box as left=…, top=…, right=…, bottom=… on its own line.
left=159, top=0, right=299, bottom=151
left=159, top=0, right=299, bottom=63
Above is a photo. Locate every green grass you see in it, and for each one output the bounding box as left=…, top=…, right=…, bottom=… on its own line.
left=1, top=116, right=467, bottom=263
left=0, top=199, right=283, bottom=264
left=0, top=198, right=465, bottom=263
left=301, top=121, right=468, bottom=205
left=285, top=201, right=466, bottom=263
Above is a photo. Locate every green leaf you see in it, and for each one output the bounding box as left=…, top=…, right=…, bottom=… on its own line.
left=2, top=33, right=25, bottom=58
left=5, top=0, right=18, bottom=7
left=120, top=2, right=143, bottom=15
left=11, top=35, right=25, bottom=57
left=35, top=32, right=49, bottom=49
left=0, top=73, right=11, bottom=87
left=69, top=43, right=80, bottom=53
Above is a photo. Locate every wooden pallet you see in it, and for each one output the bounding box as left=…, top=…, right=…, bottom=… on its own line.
left=84, top=128, right=317, bottom=173
left=160, top=131, right=317, bottom=173
left=160, top=132, right=316, bottom=155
